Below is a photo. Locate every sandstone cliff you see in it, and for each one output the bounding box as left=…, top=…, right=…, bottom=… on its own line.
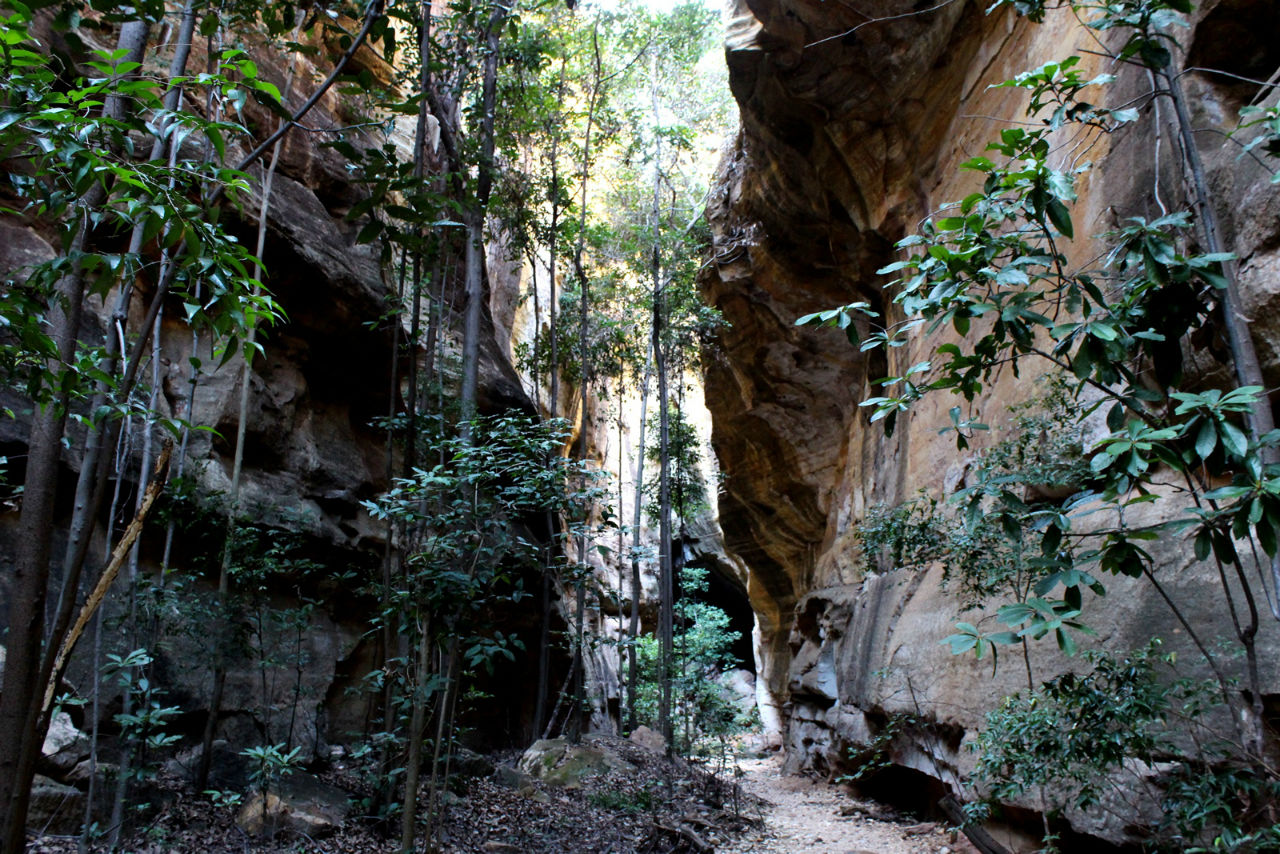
left=0, top=17, right=553, bottom=761
left=702, top=0, right=1280, bottom=844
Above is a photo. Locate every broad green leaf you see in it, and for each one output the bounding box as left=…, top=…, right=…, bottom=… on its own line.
left=1194, top=420, right=1217, bottom=460
left=1046, top=198, right=1073, bottom=239
left=1219, top=421, right=1248, bottom=459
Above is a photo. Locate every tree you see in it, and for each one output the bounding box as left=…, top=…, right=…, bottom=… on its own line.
left=365, top=414, right=604, bottom=849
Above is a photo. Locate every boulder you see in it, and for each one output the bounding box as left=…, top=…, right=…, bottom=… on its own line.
left=492, top=765, right=535, bottom=791
left=450, top=747, right=495, bottom=780
left=234, top=771, right=351, bottom=838
left=719, top=668, right=757, bottom=716
left=27, top=775, right=84, bottom=836
left=628, top=725, right=667, bottom=754
left=517, top=738, right=634, bottom=789
left=40, top=712, right=90, bottom=777
left=167, top=739, right=252, bottom=789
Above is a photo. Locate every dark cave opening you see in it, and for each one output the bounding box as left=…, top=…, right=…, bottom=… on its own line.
left=685, top=555, right=756, bottom=675
left=1187, top=0, right=1280, bottom=106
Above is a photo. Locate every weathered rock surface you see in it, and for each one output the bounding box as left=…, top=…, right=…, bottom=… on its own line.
left=703, top=0, right=1280, bottom=844
left=26, top=775, right=83, bottom=836
left=0, top=18, right=553, bottom=765
left=40, top=712, right=91, bottom=777
left=517, top=738, right=635, bottom=789
left=627, top=725, right=667, bottom=754
left=234, top=771, right=351, bottom=838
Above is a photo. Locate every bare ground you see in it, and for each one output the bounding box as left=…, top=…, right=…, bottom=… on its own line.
left=718, top=753, right=980, bottom=854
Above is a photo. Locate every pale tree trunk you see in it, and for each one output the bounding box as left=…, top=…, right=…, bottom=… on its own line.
left=396, top=5, right=438, bottom=845
left=107, top=312, right=163, bottom=850
left=568, top=22, right=603, bottom=744
left=616, top=412, right=626, bottom=733
left=533, top=54, right=567, bottom=739
left=653, top=285, right=674, bottom=755
left=403, top=2, right=511, bottom=847
left=399, top=615, right=432, bottom=853
left=458, top=1, right=510, bottom=435
left=649, top=54, right=674, bottom=754
left=402, top=0, right=434, bottom=476
left=1160, top=57, right=1272, bottom=757
left=627, top=354, right=651, bottom=733
left=55, top=1, right=196, bottom=636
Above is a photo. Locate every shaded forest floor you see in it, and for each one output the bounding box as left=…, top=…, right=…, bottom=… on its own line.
left=26, top=737, right=975, bottom=853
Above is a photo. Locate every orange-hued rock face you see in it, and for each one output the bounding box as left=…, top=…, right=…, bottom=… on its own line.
left=703, top=0, right=1280, bottom=841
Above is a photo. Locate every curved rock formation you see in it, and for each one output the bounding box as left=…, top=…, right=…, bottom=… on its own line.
left=703, top=0, right=1280, bottom=844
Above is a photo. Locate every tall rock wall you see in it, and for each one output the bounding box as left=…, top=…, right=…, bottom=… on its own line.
left=702, top=0, right=1280, bottom=844
left=0, top=10, right=740, bottom=764
left=0, top=15, right=550, bottom=761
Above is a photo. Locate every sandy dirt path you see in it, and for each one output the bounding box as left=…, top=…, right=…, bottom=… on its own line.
left=717, top=754, right=978, bottom=854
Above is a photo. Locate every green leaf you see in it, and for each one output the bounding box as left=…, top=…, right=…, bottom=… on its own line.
left=1056, top=628, right=1077, bottom=656
left=1259, top=520, right=1277, bottom=558
left=1048, top=170, right=1075, bottom=202
left=1087, top=321, right=1117, bottom=341
left=1211, top=531, right=1239, bottom=565
left=1041, top=524, right=1062, bottom=556
left=1219, top=421, right=1248, bottom=459
left=1203, top=485, right=1251, bottom=502
left=1194, top=529, right=1211, bottom=561
left=942, top=632, right=977, bottom=655
left=1194, top=419, right=1217, bottom=460
left=1046, top=198, right=1073, bottom=239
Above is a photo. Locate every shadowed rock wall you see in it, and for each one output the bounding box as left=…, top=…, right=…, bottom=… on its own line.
left=0, top=16, right=541, bottom=765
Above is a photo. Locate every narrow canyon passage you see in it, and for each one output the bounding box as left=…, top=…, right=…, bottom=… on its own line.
left=3, top=0, right=1280, bottom=851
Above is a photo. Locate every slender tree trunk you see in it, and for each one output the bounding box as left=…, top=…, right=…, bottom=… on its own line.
left=533, top=57, right=567, bottom=738
left=195, top=11, right=308, bottom=785
left=78, top=607, right=103, bottom=854
left=653, top=286, right=673, bottom=755
left=56, top=2, right=195, bottom=619
left=397, top=5, right=439, bottom=811
left=647, top=53, right=675, bottom=753
left=107, top=314, right=162, bottom=849
left=372, top=247, right=406, bottom=816
left=568, top=20, right=603, bottom=744
left=403, top=2, right=510, bottom=844
left=458, top=1, right=510, bottom=436
left=422, top=640, right=460, bottom=847
left=1160, top=58, right=1273, bottom=756
left=627, top=355, right=651, bottom=733
left=1161, top=71, right=1273, bottom=441
left=377, top=0, right=435, bottom=810
left=399, top=615, right=432, bottom=853
left=403, top=1, right=433, bottom=474
left=1163, top=65, right=1280, bottom=624
left=617, top=412, right=626, bottom=734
